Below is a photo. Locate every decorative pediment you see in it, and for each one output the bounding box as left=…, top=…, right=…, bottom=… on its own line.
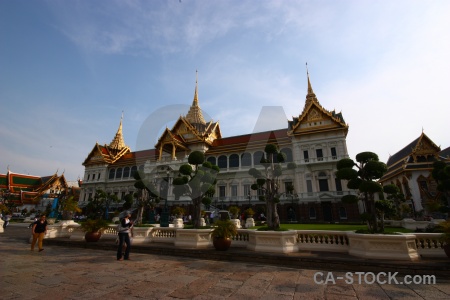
left=83, top=143, right=108, bottom=165
left=288, top=101, right=348, bottom=136
left=288, top=72, right=347, bottom=137
left=411, top=133, right=440, bottom=162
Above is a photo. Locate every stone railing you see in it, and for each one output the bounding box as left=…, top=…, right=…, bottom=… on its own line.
left=43, top=224, right=447, bottom=261
left=403, top=232, right=446, bottom=258
left=297, top=230, right=349, bottom=253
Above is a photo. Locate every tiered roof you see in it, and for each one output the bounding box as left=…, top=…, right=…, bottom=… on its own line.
left=0, top=171, right=69, bottom=204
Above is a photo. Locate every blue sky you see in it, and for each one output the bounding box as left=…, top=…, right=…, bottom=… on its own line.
left=1, top=0, right=449, bottom=181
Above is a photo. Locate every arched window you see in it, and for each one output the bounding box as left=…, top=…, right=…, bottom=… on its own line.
left=109, top=169, right=115, bottom=180
left=123, top=167, right=130, bottom=178
left=241, top=152, right=252, bottom=167
left=115, top=168, right=122, bottom=179
left=138, top=165, right=144, bottom=173
left=130, top=166, right=138, bottom=178
left=253, top=151, right=264, bottom=166
left=281, top=148, right=293, bottom=162
left=218, top=155, right=227, bottom=169
left=229, top=154, right=239, bottom=168
left=207, top=157, right=216, bottom=165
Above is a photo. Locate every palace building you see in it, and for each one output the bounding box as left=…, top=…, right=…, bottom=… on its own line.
left=80, top=73, right=360, bottom=222
left=0, top=170, right=79, bottom=213
left=379, top=132, right=450, bottom=217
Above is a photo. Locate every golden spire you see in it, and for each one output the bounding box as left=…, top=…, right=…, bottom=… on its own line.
left=109, top=112, right=127, bottom=150
left=304, top=63, right=319, bottom=107
left=186, top=70, right=206, bottom=126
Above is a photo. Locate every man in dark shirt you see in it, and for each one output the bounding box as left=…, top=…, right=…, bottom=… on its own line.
left=31, top=215, right=48, bottom=252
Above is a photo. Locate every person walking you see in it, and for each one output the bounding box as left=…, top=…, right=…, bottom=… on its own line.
left=116, top=212, right=133, bottom=261
left=31, top=215, right=48, bottom=252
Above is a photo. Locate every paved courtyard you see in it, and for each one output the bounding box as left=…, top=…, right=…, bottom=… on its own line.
left=1, top=224, right=449, bottom=299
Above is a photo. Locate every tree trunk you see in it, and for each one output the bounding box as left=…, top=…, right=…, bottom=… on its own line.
left=266, top=198, right=280, bottom=230
left=136, top=206, right=144, bottom=225
left=193, top=197, right=202, bottom=228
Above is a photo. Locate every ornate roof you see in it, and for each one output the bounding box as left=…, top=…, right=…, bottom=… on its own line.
left=109, top=114, right=127, bottom=150
left=185, top=71, right=207, bottom=130
left=288, top=70, right=348, bottom=136
left=380, top=132, right=442, bottom=183
left=154, top=72, right=222, bottom=158
left=83, top=115, right=131, bottom=166
left=0, top=171, right=68, bottom=205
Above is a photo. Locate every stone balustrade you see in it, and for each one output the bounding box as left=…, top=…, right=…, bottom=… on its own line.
left=297, top=230, right=349, bottom=252
left=42, top=223, right=447, bottom=261
left=406, top=232, right=446, bottom=258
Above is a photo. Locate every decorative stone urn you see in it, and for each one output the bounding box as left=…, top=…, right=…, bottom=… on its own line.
left=173, top=218, right=184, bottom=228
left=245, top=218, right=255, bottom=229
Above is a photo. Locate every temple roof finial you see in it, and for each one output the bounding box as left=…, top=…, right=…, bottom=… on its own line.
left=109, top=112, right=127, bottom=150
left=186, top=70, right=206, bottom=126
left=306, top=63, right=315, bottom=96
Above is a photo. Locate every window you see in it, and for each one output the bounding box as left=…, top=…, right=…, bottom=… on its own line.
left=306, top=180, right=313, bottom=194
left=339, top=207, right=347, bottom=219
left=123, top=167, right=130, bottom=178
left=219, top=186, right=226, bottom=198
left=303, top=150, right=309, bottom=163
left=231, top=185, right=238, bottom=197
left=229, top=154, right=239, bottom=168
left=121, top=192, right=126, bottom=200
left=253, top=151, right=264, bottom=166
left=331, top=147, right=337, bottom=159
left=115, top=168, right=122, bottom=179
left=319, top=179, right=329, bottom=191
left=241, top=153, right=252, bottom=167
left=281, top=148, right=293, bottom=162
left=419, top=180, right=428, bottom=191
left=109, top=169, right=115, bottom=180
left=284, top=182, right=293, bottom=194
left=309, top=207, right=316, bottom=219
left=87, top=174, right=90, bottom=181
left=218, top=155, right=227, bottom=169
left=130, top=166, right=137, bottom=178
left=207, top=157, right=216, bottom=165
left=316, top=149, right=323, bottom=161
left=97, top=173, right=101, bottom=180
left=244, top=184, right=251, bottom=197
left=318, top=172, right=328, bottom=192
left=335, top=178, right=343, bottom=194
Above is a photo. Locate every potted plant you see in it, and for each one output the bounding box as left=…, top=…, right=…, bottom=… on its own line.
left=79, top=219, right=110, bottom=242
left=172, top=206, right=186, bottom=219
left=245, top=208, right=255, bottom=218
left=210, top=219, right=238, bottom=251
left=228, top=206, right=240, bottom=219
left=437, top=220, right=450, bottom=258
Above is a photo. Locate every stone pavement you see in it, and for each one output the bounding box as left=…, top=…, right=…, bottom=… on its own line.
left=1, top=224, right=449, bottom=300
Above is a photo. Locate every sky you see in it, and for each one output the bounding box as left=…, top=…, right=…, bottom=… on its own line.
left=1, top=0, right=449, bottom=181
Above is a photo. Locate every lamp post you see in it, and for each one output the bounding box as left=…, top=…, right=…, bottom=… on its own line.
left=160, top=167, right=171, bottom=227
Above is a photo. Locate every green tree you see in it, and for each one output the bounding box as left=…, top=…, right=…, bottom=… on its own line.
left=336, top=152, right=387, bottom=233
left=248, top=144, right=290, bottom=230
left=85, top=189, right=120, bottom=220
left=59, top=195, right=82, bottom=220
left=133, top=171, right=160, bottom=225
left=172, top=151, right=219, bottom=228
left=382, top=184, right=405, bottom=218
left=432, top=160, right=450, bottom=212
